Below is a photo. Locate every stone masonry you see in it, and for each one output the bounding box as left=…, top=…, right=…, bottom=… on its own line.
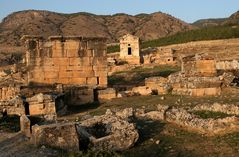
left=120, top=34, right=140, bottom=65
left=22, top=35, right=108, bottom=87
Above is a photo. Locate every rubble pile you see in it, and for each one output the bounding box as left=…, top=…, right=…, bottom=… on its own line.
left=136, top=104, right=239, bottom=136
left=193, top=102, right=239, bottom=115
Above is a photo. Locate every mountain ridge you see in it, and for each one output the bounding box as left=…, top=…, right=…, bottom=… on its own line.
left=0, top=9, right=194, bottom=49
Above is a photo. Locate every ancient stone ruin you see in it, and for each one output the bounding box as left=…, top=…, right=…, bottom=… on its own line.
left=136, top=104, right=239, bottom=136
left=22, top=35, right=108, bottom=87
left=119, top=34, right=140, bottom=65
left=29, top=109, right=139, bottom=152
left=0, top=35, right=109, bottom=118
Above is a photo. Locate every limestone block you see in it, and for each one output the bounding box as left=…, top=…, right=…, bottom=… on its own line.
left=69, top=58, right=82, bottom=66
left=31, top=123, right=79, bottom=151
left=70, top=78, right=87, bottom=84
left=58, top=78, right=70, bottom=84
left=87, top=77, right=98, bottom=85
left=64, top=87, right=94, bottom=106
left=97, top=88, right=116, bottom=102
left=59, top=71, right=73, bottom=78
left=44, top=72, right=58, bottom=79
left=204, top=88, right=221, bottom=96
left=52, top=49, right=64, bottom=58
left=52, top=58, right=69, bottom=66
left=132, top=86, right=152, bottom=96
left=99, top=77, right=107, bottom=87
left=20, top=115, right=31, bottom=137
left=67, top=66, right=84, bottom=71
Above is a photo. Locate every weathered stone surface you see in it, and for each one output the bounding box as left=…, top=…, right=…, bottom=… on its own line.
left=31, top=123, right=80, bottom=151
left=168, top=70, right=222, bottom=96
left=132, top=86, right=152, bottom=96
left=97, top=88, right=116, bottom=102
left=219, top=72, right=235, bottom=87
left=165, top=108, right=239, bottom=135
left=0, top=86, right=20, bottom=101
left=79, top=109, right=139, bottom=151
left=64, top=86, right=94, bottom=106
left=119, top=34, right=140, bottom=65
left=0, top=96, right=25, bottom=116
left=115, top=108, right=134, bottom=120
left=193, top=103, right=239, bottom=115
left=26, top=93, right=56, bottom=118
left=182, top=54, right=217, bottom=77
left=216, top=60, right=239, bottom=70
left=145, top=77, right=171, bottom=94
left=142, top=48, right=177, bottom=65
left=20, top=115, right=31, bottom=137
left=22, top=36, right=108, bottom=87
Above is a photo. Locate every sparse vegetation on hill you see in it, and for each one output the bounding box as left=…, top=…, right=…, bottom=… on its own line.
left=107, top=24, right=239, bottom=53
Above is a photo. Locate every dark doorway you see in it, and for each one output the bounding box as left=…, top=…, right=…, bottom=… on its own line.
left=24, top=102, right=30, bottom=115
left=128, top=47, right=132, bottom=55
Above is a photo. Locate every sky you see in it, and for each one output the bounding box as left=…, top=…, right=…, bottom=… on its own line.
left=0, top=0, right=239, bottom=23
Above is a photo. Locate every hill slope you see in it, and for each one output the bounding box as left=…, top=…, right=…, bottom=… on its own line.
left=0, top=10, right=194, bottom=48
left=193, top=11, right=239, bottom=27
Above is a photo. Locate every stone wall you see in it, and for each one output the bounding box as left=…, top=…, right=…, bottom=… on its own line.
left=182, top=54, right=217, bottom=77
left=64, top=86, right=95, bottom=106
left=216, top=60, right=239, bottom=70
left=26, top=93, right=66, bottom=118
left=0, top=86, right=20, bottom=101
left=22, top=36, right=108, bottom=87
left=0, top=96, right=25, bottom=116
left=120, top=34, right=140, bottom=65
left=142, top=48, right=177, bottom=65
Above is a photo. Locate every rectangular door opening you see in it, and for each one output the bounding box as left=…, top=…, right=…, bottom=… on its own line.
left=128, top=47, right=132, bottom=55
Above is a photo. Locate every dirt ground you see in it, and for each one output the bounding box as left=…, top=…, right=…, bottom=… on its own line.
left=1, top=92, right=239, bottom=157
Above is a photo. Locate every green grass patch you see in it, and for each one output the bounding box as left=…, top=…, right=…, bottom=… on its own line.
left=192, top=110, right=232, bottom=119
left=108, top=65, right=180, bottom=86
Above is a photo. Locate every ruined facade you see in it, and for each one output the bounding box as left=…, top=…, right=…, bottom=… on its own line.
left=120, top=34, right=140, bottom=65
left=22, top=35, right=108, bottom=87
left=143, top=48, right=177, bottom=65
left=171, top=54, right=221, bottom=96
left=181, top=54, right=217, bottom=77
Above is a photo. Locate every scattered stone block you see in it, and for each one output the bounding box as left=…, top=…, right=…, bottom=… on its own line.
left=97, top=88, right=116, bottom=102
left=20, top=115, right=31, bottom=137
left=132, top=86, right=152, bottom=96
left=31, top=123, right=80, bottom=151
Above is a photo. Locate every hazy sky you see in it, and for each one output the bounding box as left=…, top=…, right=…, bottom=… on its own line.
left=1, top=0, right=239, bottom=23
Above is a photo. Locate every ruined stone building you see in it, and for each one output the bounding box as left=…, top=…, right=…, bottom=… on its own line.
left=170, top=54, right=222, bottom=96
left=119, top=34, right=140, bottom=65
left=181, top=54, right=217, bottom=77
left=0, top=35, right=108, bottom=117
left=22, top=35, right=108, bottom=87
left=142, top=48, right=177, bottom=65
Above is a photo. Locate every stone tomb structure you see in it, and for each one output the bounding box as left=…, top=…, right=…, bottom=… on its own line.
left=143, top=48, right=177, bottom=65
left=119, top=34, right=140, bottom=65
left=22, top=35, right=108, bottom=87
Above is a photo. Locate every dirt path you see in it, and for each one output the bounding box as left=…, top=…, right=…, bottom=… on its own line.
left=0, top=132, right=60, bottom=157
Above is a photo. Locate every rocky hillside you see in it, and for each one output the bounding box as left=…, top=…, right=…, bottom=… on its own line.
left=0, top=10, right=194, bottom=48
left=193, top=11, right=239, bottom=27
